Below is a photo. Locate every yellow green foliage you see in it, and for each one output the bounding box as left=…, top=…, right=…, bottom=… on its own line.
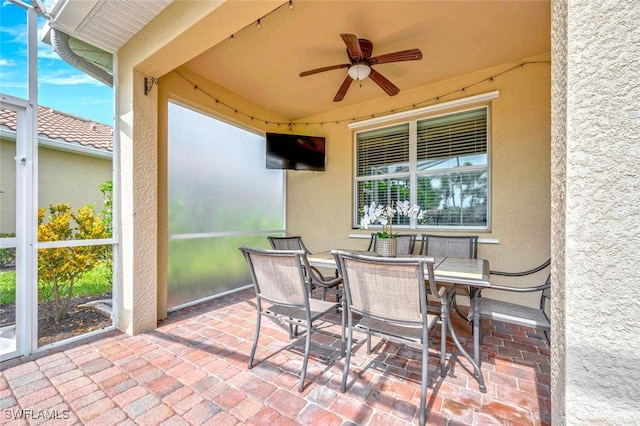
left=38, top=204, right=110, bottom=323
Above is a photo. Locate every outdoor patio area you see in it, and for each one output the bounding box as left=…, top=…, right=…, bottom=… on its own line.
left=0, top=288, right=550, bottom=425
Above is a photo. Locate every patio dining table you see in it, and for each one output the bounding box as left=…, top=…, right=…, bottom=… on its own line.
left=307, top=250, right=490, bottom=392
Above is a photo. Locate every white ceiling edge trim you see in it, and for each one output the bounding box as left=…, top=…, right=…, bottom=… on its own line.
left=348, top=90, right=500, bottom=129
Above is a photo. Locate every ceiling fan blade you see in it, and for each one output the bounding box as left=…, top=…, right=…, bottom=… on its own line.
left=340, top=33, right=363, bottom=61
left=369, top=68, right=400, bottom=96
left=299, top=63, right=350, bottom=77
left=369, top=48, right=423, bottom=65
left=333, top=75, right=353, bottom=102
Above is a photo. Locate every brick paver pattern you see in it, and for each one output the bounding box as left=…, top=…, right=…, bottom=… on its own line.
left=0, top=289, right=550, bottom=425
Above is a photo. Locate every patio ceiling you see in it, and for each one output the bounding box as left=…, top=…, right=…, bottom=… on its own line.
left=47, top=0, right=550, bottom=121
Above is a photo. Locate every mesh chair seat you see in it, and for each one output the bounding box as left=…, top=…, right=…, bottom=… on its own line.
left=357, top=315, right=439, bottom=343
left=468, top=258, right=551, bottom=372
left=264, top=297, right=340, bottom=325
left=470, top=298, right=550, bottom=330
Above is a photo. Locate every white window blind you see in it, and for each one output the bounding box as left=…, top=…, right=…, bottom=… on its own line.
left=356, top=123, right=409, bottom=177
left=417, top=109, right=487, bottom=163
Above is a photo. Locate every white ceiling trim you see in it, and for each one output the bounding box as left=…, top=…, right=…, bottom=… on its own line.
left=48, top=0, right=173, bottom=53
left=348, top=91, right=500, bottom=129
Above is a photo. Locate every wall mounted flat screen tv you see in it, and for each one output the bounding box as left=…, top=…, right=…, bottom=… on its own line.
left=266, top=132, right=326, bottom=171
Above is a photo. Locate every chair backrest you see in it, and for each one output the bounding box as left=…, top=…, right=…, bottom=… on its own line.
left=267, top=236, right=311, bottom=254
left=420, top=235, right=478, bottom=258
left=240, top=246, right=309, bottom=306
left=367, top=234, right=417, bottom=254
left=335, top=251, right=437, bottom=324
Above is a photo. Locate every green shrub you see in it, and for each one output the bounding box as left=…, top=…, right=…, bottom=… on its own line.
left=38, top=204, right=110, bottom=323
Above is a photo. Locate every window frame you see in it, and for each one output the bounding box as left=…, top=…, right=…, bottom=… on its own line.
left=350, top=92, right=496, bottom=231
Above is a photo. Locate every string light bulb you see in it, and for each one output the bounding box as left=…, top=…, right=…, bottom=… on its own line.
left=256, top=19, right=261, bottom=29
left=230, top=34, right=235, bottom=42
left=288, top=0, right=294, bottom=11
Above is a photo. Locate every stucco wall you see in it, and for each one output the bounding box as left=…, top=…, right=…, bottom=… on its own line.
left=287, top=55, right=552, bottom=293
left=553, top=0, right=640, bottom=423
left=154, top=53, right=551, bottom=311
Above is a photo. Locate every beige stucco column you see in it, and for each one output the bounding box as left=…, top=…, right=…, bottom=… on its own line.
left=551, top=1, right=640, bottom=423
left=115, top=68, right=159, bottom=334
left=113, top=0, right=286, bottom=333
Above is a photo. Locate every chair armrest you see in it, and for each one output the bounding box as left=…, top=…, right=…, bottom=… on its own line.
left=490, top=258, right=550, bottom=277
left=309, top=268, right=343, bottom=288
left=484, top=282, right=550, bottom=293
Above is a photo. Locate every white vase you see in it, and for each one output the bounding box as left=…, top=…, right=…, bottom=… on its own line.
left=376, top=238, right=397, bottom=257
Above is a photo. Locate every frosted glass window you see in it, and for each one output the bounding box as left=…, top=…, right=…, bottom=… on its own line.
left=167, top=102, right=285, bottom=308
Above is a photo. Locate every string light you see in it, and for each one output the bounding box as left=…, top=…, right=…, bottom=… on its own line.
left=227, top=1, right=292, bottom=45
left=174, top=61, right=549, bottom=128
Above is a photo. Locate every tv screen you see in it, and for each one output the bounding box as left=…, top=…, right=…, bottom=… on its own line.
left=266, top=132, right=326, bottom=171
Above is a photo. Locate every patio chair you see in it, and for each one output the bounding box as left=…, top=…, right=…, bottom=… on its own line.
left=239, top=246, right=342, bottom=392
left=366, top=233, right=418, bottom=254
left=334, top=250, right=448, bottom=426
left=420, top=234, right=479, bottom=319
left=268, top=236, right=342, bottom=301
left=468, top=258, right=551, bottom=368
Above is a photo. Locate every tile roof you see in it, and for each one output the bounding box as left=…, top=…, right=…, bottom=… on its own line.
left=0, top=105, right=112, bottom=152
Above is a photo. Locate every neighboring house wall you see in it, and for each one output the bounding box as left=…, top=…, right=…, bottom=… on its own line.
left=0, top=106, right=113, bottom=232
left=0, top=138, right=17, bottom=234
left=38, top=145, right=111, bottom=212
left=1, top=137, right=110, bottom=232
left=0, top=139, right=113, bottom=232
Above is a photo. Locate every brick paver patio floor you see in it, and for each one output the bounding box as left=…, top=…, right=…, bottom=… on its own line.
left=0, top=288, right=550, bottom=425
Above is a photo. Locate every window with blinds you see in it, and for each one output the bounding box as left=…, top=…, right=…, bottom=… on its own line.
left=354, top=107, right=489, bottom=229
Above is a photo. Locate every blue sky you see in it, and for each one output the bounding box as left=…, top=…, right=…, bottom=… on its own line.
left=0, top=1, right=113, bottom=125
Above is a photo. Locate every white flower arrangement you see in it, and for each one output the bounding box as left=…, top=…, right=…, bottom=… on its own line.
left=360, top=200, right=426, bottom=238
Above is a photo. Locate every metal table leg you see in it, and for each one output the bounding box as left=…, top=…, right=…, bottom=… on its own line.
left=447, top=286, right=486, bottom=392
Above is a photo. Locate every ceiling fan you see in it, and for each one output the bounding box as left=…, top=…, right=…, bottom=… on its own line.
left=299, top=33, right=423, bottom=102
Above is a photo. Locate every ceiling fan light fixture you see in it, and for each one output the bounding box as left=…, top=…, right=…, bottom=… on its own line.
left=348, top=64, right=371, bottom=81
